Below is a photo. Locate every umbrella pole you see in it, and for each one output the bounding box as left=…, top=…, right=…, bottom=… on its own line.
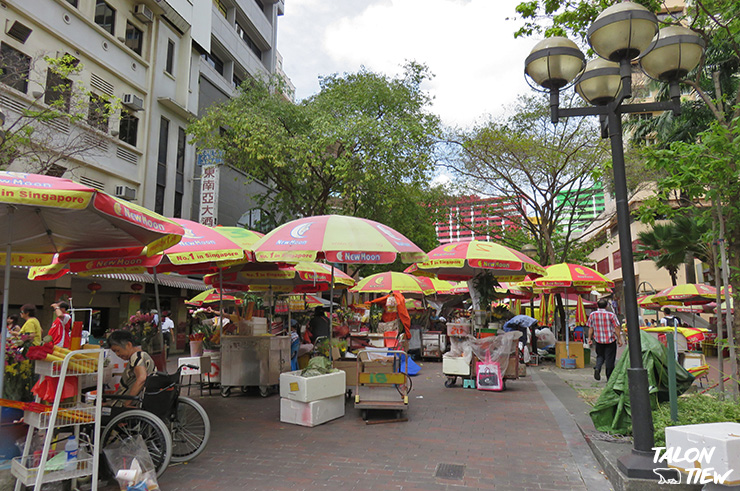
left=0, top=213, right=12, bottom=398
left=329, top=264, right=335, bottom=362
left=219, top=268, right=224, bottom=342
left=152, top=266, right=164, bottom=366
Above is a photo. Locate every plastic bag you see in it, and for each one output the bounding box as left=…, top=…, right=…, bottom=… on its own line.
left=535, top=327, right=557, bottom=348
left=103, top=435, right=159, bottom=491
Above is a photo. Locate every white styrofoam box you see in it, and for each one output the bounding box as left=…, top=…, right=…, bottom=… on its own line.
left=249, top=317, right=268, bottom=335
left=442, top=356, right=470, bottom=376
left=279, top=370, right=346, bottom=403
left=665, top=422, right=740, bottom=480
left=447, top=322, right=470, bottom=337
left=280, top=394, right=345, bottom=427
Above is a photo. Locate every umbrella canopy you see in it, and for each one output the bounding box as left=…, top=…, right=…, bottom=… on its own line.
left=0, top=172, right=183, bottom=265
left=533, top=263, right=614, bottom=291
left=350, top=272, right=431, bottom=295
left=0, top=172, right=184, bottom=399
left=493, top=282, right=532, bottom=300
left=186, top=289, right=244, bottom=306
left=206, top=262, right=355, bottom=293
left=575, top=296, right=587, bottom=325
left=651, top=283, right=718, bottom=306
left=251, top=215, right=427, bottom=264
left=409, top=240, right=545, bottom=281
left=415, top=276, right=468, bottom=295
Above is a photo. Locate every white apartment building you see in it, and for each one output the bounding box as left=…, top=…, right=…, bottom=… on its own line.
left=0, top=0, right=198, bottom=219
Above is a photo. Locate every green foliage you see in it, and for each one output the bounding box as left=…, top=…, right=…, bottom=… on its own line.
left=653, top=394, right=740, bottom=446
left=0, top=53, right=120, bottom=173
left=188, top=62, right=442, bottom=250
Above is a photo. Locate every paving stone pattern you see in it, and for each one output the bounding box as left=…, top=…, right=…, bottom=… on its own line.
left=155, top=362, right=590, bottom=490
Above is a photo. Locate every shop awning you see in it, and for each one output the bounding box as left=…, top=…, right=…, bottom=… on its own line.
left=93, top=273, right=208, bottom=291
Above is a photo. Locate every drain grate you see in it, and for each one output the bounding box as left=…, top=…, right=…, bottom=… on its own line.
left=435, top=463, right=465, bottom=480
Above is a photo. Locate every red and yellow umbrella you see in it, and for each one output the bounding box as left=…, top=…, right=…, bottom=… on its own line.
left=651, top=283, right=718, bottom=305
left=350, top=271, right=431, bottom=295
left=206, top=262, right=355, bottom=293
left=533, top=263, right=614, bottom=291
left=575, top=296, right=587, bottom=325
left=409, top=240, right=545, bottom=281
left=186, top=289, right=244, bottom=306
left=252, top=215, right=427, bottom=265
left=0, top=172, right=183, bottom=266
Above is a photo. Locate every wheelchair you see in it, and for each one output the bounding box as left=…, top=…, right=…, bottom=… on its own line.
left=98, top=364, right=211, bottom=477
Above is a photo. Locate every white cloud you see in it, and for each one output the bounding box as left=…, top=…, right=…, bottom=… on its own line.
left=278, top=0, right=536, bottom=128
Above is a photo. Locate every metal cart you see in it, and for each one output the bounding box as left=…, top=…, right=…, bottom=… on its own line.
left=354, top=349, right=409, bottom=420
left=443, top=336, right=520, bottom=390
left=220, top=335, right=291, bottom=397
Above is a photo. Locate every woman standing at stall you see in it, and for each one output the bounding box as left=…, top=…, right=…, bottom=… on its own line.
left=19, top=304, right=42, bottom=346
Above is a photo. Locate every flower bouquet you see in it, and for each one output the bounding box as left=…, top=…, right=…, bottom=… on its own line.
left=4, top=334, right=34, bottom=401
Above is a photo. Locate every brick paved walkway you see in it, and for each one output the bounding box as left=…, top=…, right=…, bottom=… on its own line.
left=154, top=362, right=602, bottom=490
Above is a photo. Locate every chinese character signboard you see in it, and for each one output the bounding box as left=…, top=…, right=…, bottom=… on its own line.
left=199, top=164, right=219, bottom=226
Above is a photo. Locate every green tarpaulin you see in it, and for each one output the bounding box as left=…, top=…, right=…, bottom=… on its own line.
left=589, top=331, right=694, bottom=435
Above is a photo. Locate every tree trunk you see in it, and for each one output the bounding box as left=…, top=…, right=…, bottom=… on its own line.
left=684, top=252, right=697, bottom=284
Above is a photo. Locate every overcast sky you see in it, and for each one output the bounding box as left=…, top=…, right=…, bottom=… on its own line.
left=277, top=0, right=537, bottom=130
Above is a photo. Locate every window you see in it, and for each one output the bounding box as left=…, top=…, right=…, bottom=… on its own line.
left=232, top=73, right=242, bottom=88
left=44, top=69, right=72, bottom=112
left=175, top=127, right=185, bottom=218
left=44, top=164, right=67, bottom=177
left=88, top=94, right=109, bottom=132
left=235, top=22, right=262, bottom=59
left=118, top=111, right=138, bottom=146
left=254, top=0, right=264, bottom=9
left=158, top=117, right=169, bottom=165
left=66, top=0, right=78, bottom=6
left=213, top=0, right=227, bottom=18
left=201, top=52, right=224, bottom=76
left=94, top=0, right=116, bottom=35
left=165, top=40, right=175, bottom=74
left=125, top=22, right=143, bottom=56
left=155, top=117, right=169, bottom=214
left=0, top=43, right=31, bottom=93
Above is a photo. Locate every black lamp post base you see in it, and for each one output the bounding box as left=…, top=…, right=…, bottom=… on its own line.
left=618, top=449, right=659, bottom=479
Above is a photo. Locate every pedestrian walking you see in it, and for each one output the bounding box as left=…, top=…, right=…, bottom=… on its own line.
left=587, top=298, right=623, bottom=381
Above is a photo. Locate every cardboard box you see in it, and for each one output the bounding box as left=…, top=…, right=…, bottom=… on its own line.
left=333, top=360, right=358, bottom=388
left=363, top=359, right=394, bottom=374
left=280, top=395, right=345, bottom=427
left=279, top=370, right=346, bottom=403
left=555, top=341, right=586, bottom=369
left=442, top=356, right=470, bottom=376
left=665, top=422, right=740, bottom=483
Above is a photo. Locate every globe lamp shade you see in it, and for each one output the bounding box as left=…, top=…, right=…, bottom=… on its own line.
left=588, top=1, right=658, bottom=62
left=525, top=37, right=585, bottom=90
left=575, top=58, right=622, bottom=106
left=639, top=26, right=705, bottom=82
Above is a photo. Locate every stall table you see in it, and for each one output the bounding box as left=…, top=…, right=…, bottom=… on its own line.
left=220, top=335, right=291, bottom=397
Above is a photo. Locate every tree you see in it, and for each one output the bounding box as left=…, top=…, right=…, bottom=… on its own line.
left=514, top=0, right=740, bottom=396
left=0, top=52, right=118, bottom=174
left=637, top=222, right=689, bottom=286
left=444, top=95, right=611, bottom=265
left=188, top=63, right=442, bottom=229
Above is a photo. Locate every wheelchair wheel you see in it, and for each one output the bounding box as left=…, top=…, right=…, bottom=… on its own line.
left=101, top=409, right=172, bottom=478
left=170, top=396, right=211, bottom=463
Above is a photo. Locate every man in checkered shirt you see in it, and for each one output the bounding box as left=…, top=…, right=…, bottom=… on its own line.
left=587, top=298, right=623, bottom=381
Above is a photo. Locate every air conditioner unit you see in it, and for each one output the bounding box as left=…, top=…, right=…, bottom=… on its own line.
left=134, top=4, right=154, bottom=23
left=115, top=185, right=137, bottom=201
left=122, top=93, right=144, bottom=111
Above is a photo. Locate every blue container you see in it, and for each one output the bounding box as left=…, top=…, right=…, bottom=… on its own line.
left=0, top=407, right=25, bottom=461
left=560, top=358, right=577, bottom=369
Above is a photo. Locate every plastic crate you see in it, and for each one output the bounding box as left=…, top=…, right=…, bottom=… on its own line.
left=11, top=451, right=92, bottom=486
left=24, top=404, right=96, bottom=429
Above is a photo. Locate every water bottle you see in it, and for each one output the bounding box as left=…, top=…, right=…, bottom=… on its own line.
left=64, top=435, right=78, bottom=471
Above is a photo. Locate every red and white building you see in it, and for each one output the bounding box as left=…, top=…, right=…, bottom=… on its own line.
left=435, top=195, right=527, bottom=244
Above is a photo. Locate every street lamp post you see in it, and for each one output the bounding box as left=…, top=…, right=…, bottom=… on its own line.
left=524, top=2, right=705, bottom=479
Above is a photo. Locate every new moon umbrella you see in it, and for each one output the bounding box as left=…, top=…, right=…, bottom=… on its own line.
left=0, top=172, right=183, bottom=403
left=252, top=215, right=428, bottom=343
left=651, top=283, right=719, bottom=306
left=350, top=272, right=432, bottom=295
left=205, top=262, right=355, bottom=293
left=408, top=240, right=545, bottom=282
left=186, top=289, right=244, bottom=307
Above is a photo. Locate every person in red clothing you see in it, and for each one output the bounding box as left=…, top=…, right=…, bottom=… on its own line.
left=49, top=301, right=72, bottom=348
left=587, top=298, right=623, bottom=381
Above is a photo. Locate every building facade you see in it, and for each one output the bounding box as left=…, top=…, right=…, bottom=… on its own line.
left=554, top=182, right=607, bottom=236
left=435, top=195, right=526, bottom=244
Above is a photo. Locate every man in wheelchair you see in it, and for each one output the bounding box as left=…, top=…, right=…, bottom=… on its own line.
left=106, top=330, right=156, bottom=407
